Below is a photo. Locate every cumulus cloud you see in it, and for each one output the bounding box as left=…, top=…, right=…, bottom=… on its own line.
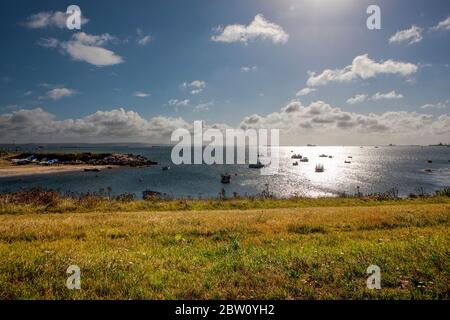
left=347, top=94, right=368, bottom=105
left=46, top=88, right=76, bottom=100
left=296, top=87, right=317, bottom=97
left=238, top=100, right=450, bottom=145
left=307, top=54, right=418, bottom=86
left=0, top=108, right=191, bottom=143
left=181, top=80, right=206, bottom=95
left=24, top=11, right=89, bottom=29
left=371, top=91, right=403, bottom=100
left=389, top=25, right=423, bottom=44
left=211, top=14, right=289, bottom=44
left=0, top=103, right=449, bottom=145
left=39, top=32, right=123, bottom=67
left=431, top=16, right=450, bottom=31
left=62, top=32, right=123, bottom=66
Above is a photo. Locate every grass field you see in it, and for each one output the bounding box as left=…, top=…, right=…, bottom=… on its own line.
left=0, top=195, right=449, bottom=300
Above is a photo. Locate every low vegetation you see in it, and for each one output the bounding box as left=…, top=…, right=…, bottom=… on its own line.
left=0, top=190, right=448, bottom=299
left=0, top=188, right=449, bottom=215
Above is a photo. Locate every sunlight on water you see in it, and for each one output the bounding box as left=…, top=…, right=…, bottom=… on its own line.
left=0, top=145, right=449, bottom=199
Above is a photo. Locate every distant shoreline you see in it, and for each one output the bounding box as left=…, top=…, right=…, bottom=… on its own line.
left=0, top=151, right=156, bottom=178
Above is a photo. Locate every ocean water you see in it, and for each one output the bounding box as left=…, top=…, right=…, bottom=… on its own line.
left=0, top=145, right=449, bottom=199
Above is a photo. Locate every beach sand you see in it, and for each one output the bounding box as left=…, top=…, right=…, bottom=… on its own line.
left=0, top=162, right=115, bottom=178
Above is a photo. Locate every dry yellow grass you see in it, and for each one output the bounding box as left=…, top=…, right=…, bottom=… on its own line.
left=0, top=201, right=449, bottom=299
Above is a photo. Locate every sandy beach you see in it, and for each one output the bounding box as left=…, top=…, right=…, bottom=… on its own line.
left=0, top=163, right=115, bottom=178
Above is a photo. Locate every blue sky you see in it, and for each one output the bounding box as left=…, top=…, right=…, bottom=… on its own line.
left=0, top=0, right=449, bottom=144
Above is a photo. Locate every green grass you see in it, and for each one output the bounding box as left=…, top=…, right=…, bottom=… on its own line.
left=0, top=197, right=449, bottom=300
left=1, top=189, right=449, bottom=215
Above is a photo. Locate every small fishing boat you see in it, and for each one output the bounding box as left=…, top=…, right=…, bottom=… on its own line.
left=300, top=157, right=309, bottom=162
left=344, top=160, right=351, bottom=164
left=249, top=158, right=265, bottom=169
left=291, top=154, right=302, bottom=159
left=328, top=156, right=333, bottom=159
left=293, top=161, right=299, bottom=166
left=162, top=166, right=171, bottom=171
left=221, top=174, right=231, bottom=184
left=427, top=160, right=433, bottom=163
left=319, top=154, right=328, bottom=158
left=315, top=164, right=324, bottom=172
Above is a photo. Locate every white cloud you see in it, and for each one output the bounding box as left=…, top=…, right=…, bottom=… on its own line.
left=168, top=99, right=190, bottom=107
left=133, top=91, right=151, bottom=98
left=389, top=25, right=423, bottom=45
left=37, top=37, right=59, bottom=48
left=1, top=103, right=449, bottom=145
left=371, top=91, right=403, bottom=100
left=241, top=66, right=258, bottom=73
left=239, top=100, right=450, bottom=145
left=194, top=102, right=214, bottom=112
left=307, top=54, right=418, bottom=86
left=421, top=101, right=449, bottom=109
left=39, top=32, right=123, bottom=67
left=347, top=94, right=368, bottom=105
left=181, top=80, right=206, bottom=95
left=24, top=11, right=88, bottom=29
left=61, top=32, right=123, bottom=67
left=431, top=16, right=450, bottom=31
left=0, top=108, right=191, bottom=143
left=346, top=91, right=403, bottom=104
left=136, top=28, right=153, bottom=46
left=296, top=87, right=317, bottom=97
left=46, top=88, right=76, bottom=100
left=71, top=32, right=116, bottom=46
left=211, top=14, right=289, bottom=44
left=137, top=35, right=152, bottom=46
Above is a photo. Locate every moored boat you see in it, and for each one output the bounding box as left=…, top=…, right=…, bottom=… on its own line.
left=221, top=174, right=231, bottom=184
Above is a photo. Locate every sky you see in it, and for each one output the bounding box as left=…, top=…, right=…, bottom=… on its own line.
left=0, top=0, right=449, bottom=145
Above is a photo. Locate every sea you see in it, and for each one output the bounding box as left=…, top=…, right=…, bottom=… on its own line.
left=0, top=145, right=449, bottom=199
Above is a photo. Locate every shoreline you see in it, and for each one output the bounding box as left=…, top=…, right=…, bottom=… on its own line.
left=0, top=164, right=118, bottom=178
left=0, top=151, right=156, bottom=178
